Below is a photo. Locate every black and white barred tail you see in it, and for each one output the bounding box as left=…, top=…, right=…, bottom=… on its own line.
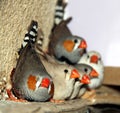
left=23, top=20, right=38, bottom=47
left=54, top=0, right=67, bottom=25
left=18, top=20, right=39, bottom=55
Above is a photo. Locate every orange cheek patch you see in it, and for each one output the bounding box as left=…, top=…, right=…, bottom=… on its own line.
left=63, top=40, right=75, bottom=52
left=27, top=75, right=37, bottom=90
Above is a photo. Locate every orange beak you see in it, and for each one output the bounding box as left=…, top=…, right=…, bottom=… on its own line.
left=81, top=75, right=90, bottom=84
left=90, top=69, right=99, bottom=77
left=90, top=55, right=98, bottom=64
left=70, top=69, right=80, bottom=79
left=78, top=40, right=87, bottom=49
left=40, top=78, right=50, bottom=88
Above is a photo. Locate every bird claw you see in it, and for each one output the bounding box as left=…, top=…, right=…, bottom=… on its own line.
left=6, top=89, right=27, bottom=102
left=50, top=98, right=65, bottom=103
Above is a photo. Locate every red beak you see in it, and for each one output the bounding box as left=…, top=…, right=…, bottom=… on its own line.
left=90, top=69, right=99, bottom=77
left=40, top=78, right=50, bottom=88
left=81, top=74, right=90, bottom=84
left=70, top=69, right=80, bottom=79
left=90, top=55, right=98, bottom=64
left=78, top=40, right=87, bottom=49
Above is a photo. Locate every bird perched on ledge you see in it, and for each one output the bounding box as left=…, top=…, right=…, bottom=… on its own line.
left=11, top=42, right=54, bottom=102
left=48, top=18, right=87, bottom=64
left=7, top=21, right=54, bottom=102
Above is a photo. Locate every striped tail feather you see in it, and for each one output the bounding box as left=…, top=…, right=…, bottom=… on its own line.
left=54, top=0, right=67, bottom=25
left=18, top=20, right=38, bottom=55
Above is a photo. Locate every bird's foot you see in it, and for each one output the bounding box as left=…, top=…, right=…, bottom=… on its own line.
left=6, top=89, right=27, bottom=102
left=50, top=98, right=65, bottom=103
left=81, top=90, right=96, bottom=102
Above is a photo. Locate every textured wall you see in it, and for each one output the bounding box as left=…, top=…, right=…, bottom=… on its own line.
left=0, top=0, right=57, bottom=89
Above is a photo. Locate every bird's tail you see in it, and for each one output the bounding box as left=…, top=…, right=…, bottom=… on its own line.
left=18, top=20, right=38, bottom=55
left=54, top=0, right=68, bottom=26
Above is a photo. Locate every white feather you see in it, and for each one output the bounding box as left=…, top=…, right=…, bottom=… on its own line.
left=30, top=31, right=36, bottom=37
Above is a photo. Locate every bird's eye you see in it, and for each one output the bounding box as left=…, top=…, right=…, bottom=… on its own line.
left=64, top=69, right=68, bottom=73
left=98, top=57, right=101, bottom=61
left=84, top=68, right=88, bottom=73
left=87, top=55, right=90, bottom=59
left=74, top=39, right=78, bottom=43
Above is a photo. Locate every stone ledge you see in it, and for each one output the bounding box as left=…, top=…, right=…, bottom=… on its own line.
left=0, top=86, right=120, bottom=113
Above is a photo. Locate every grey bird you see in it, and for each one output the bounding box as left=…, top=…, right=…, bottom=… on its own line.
left=48, top=18, right=87, bottom=64
left=9, top=21, right=54, bottom=102
left=11, top=42, right=54, bottom=102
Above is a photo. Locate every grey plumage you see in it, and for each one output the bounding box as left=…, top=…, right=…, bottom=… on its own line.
left=49, top=18, right=87, bottom=64
left=12, top=43, right=54, bottom=102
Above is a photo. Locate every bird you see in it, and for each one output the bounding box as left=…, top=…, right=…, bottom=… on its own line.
left=38, top=53, right=81, bottom=103
left=11, top=42, right=54, bottom=102
left=48, top=18, right=87, bottom=64
left=78, top=51, right=104, bottom=89
left=70, top=64, right=98, bottom=99
left=8, top=20, right=54, bottom=102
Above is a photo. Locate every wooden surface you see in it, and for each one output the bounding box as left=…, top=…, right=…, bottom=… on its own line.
left=103, top=67, right=120, bottom=86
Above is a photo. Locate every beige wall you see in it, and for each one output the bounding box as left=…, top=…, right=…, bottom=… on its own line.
left=0, top=0, right=57, bottom=86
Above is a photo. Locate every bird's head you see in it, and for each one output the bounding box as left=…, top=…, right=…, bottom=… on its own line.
left=64, top=68, right=80, bottom=80
left=86, top=51, right=102, bottom=65
left=63, top=36, right=87, bottom=53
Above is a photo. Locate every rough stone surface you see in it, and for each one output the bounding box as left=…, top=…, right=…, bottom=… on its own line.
left=0, top=1, right=120, bottom=112
left=0, top=86, right=120, bottom=113
left=0, top=0, right=57, bottom=95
